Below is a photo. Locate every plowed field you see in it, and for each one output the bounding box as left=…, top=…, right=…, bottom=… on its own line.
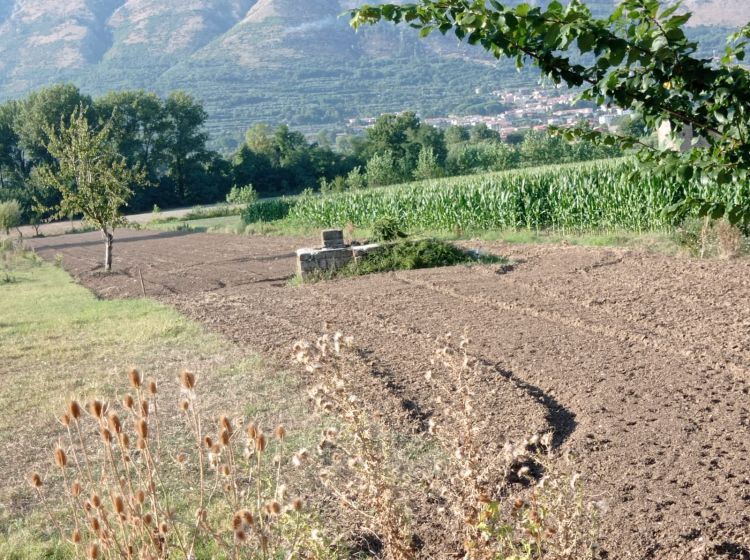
left=27, top=229, right=750, bottom=559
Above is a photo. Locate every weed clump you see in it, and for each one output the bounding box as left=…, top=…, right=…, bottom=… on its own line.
left=293, top=332, right=601, bottom=559
left=31, top=369, right=325, bottom=559
left=28, top=335, right=600, bottom=560
left=347, top=239, right=505, bottom=276
left=674, top=217, right=748, bottom=258
left=371, top=217, right=407, bottom=242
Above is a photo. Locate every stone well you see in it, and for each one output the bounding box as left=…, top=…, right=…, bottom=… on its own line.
left=296, top=229, right=380, bottom=277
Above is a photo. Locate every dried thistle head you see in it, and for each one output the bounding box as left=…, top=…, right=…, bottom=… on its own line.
left=219, top=415, right=233, bottom=435
left=70, top=480, right=81, bottom=497
left=90, top=493, right=101, bottom=508
left=71, top=529, right=81, bottom=544
left=68, top=400, right=82, bottom=420
left=140, top=400, right=149, bottom=418
left=136, top=419, right=148, bottom=439
left=60, top=414, right=71, bottom=427
left=291, top=497, right=303, bottom=511
left=220, top=429, right=230, bottom=447
left=179, top=399, right=190, bottom=412
left=87, top=543, right=99, bottom=560
left=246, top=422, right=257, bottom=440
left=107, top=413, right=122, bottom=434
left=128, top=368, right=142, bottom=389
left=148, top=380, right=157, bottom=395
left=87, top=400, right=104, bottom=419
left=123, top=394, right=134, bottom=410
left=29, top=473, right=42, bottom=488
left=135, top=489, right=146, bottom=505
left=113, top=495, right=125, bottom=516
left=53, top=446, right=67, bottom=469
left=100, top=428, right=112, bottom=444
left=241, top=510, right=254, bottom=526
left=275, top=424, right=286, bottom=441
left=180, top=370, right=196, bottom=390
left=265, top=501, right=282, bottom=516
left=255, top=432, right=267, bottom=453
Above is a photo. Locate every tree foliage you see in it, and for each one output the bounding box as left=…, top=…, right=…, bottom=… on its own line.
left=0, top=200, right=22, bottom=235
left=39, top=106, right=146, bottom=270
left=350, top=0, right=750, bottom=225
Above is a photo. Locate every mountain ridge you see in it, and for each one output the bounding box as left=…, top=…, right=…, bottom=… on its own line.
left=0, top=0, right=745, bottom=143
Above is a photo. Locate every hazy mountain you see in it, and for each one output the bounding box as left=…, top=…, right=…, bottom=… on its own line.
left=0, top=0, right=745, bottom=143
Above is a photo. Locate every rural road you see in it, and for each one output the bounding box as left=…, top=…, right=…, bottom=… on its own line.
left=15, top=203, right=240, bottom=237
left=26, top=229, right=750, bottom=559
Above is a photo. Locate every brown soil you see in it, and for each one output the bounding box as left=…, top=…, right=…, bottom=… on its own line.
left=27, top=229, right=750, bottom=559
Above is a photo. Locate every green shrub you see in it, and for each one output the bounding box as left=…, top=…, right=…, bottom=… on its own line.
left=184, top=204, right=242, bottom=220
left=0, top=200, right=22, bottom=235
left=371, top=216, right=407, bottom=242
left=242, top=198, right=297, bottom=223
left=346, top=239, right=504, bottom=276
left=226, top=184, right=258, bottom=205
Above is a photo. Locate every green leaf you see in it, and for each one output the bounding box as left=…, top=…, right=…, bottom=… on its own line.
left=710, top=204, right=726, bottom=220
left=515, top=3, right=530, bottom=17
left=578, top=32, right=595, bottom=52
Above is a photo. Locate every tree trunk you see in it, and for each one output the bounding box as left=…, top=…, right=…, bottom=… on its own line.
left=104, top=230, right=113, bottom=271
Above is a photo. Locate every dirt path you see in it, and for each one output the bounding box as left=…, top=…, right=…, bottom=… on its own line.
left=26, top=230, right=750, bottom=559
left=15, top=203, right=241, bottom=237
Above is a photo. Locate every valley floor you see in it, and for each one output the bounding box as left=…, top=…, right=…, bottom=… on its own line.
left=24, top=229, right=750, bottom=559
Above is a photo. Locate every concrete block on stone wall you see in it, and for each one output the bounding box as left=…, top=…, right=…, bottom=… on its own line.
left=321, top=229, right=345, bottom=249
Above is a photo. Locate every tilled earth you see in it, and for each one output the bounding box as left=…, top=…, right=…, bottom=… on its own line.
left=27, top=229, right=750, bottom=559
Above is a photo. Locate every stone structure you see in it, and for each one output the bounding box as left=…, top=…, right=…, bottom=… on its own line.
left=321, top=229, right=345, bottom=248
left=296, top=229, right=380, bottom=277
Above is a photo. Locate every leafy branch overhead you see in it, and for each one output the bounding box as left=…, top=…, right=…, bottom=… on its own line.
left=350, top=0, right=750, bottom=226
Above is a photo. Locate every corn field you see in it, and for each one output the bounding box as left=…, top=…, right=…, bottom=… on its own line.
left=281, top=159, right=737, bottom=233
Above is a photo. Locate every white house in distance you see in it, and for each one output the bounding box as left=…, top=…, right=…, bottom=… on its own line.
left=657, top=121, right=710, bottom=152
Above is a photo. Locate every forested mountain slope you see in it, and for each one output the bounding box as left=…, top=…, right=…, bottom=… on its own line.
left=0, top=0, right=745, bottom=141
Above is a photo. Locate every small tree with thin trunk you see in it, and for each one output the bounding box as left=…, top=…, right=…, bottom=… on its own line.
left=39, top=106, right=145, bottom=271
left=0, top=200, right=22, bottom=236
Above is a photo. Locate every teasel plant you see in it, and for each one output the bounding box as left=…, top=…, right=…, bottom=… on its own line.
left=424, top=334, right=601, bottom=560
left=30, top=368, right=326, bottom=560
left=293, top=332, right=418, bottom=560
left=295, top=331, right=600, bottom=560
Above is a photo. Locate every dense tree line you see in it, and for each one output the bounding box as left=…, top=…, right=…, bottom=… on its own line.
left=314, top=112, right=621, bottom=192
left=0, top=84, right=622, bottom=225
left=0, top=84, right=233, bottom=223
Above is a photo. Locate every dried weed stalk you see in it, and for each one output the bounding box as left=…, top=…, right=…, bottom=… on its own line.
left=294, top=331, right=600, bottom=560
left=425, top=334, right=601, bottom=560
left=31, top=368, right=326, bottom=559
left=714, top=219, right=744, bottom=259
left=294, top=333, right=417, bottom=560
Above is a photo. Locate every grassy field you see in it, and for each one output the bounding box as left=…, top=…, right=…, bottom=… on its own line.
left=0, top=243, right=317, bottom=558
